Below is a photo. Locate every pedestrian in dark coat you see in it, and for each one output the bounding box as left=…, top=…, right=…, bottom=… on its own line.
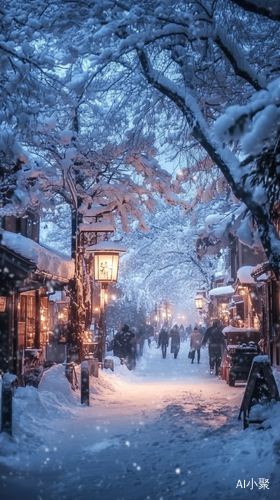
left=185, top=324, right=192, bottom=340
left=113, top=324, right=136, bottom=369
left=136, top=324, right=146, bottom=357
left=169, top=324, right=180, bottom=359
left=190, top=327, right=203, bottom=364
left=202, top=320, right=225, bottom=375
left=179, top=324, right=186, bottom=342
left=158, top=326, right=169, bottom=358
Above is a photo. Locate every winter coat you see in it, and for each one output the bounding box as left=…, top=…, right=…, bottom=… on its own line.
left=190, top=330, right=203, bottom=351
left=158, top=328, right=169, bottom=347
left=113, top=328, right=136, bottom=359
left=170, top=326, right=180, bottom=353
left=202, top=325, right=225, bottom=356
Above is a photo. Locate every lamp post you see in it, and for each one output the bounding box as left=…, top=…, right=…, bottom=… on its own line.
left=86, top=241, right=127, bottom=364
left=68, top=219, right=115, bottom=363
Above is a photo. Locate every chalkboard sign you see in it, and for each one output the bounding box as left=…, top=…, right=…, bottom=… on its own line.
left=238, top=355, right=280, bottom=429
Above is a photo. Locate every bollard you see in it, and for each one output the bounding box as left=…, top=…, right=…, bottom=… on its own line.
left=81, top=361, right=89, bottom=406
left=1, top=373, right=18, bottom=435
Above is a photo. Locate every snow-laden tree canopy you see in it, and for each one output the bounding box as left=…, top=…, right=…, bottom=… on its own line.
left=1, top=0, right=280, bottom=273
left=111, top=197, right=228, bottom=321
left=0, top=1, right=191, bottom=233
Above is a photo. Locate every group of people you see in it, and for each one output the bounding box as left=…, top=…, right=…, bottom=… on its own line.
left=158, top=324, right=181, bottom=359
left=110, top=323, right=154, bottom=370
left=110, top=320, right=226, bottom=376
left=158, top=320, right=226, bottom=376
left=189, top=320, right=226, bottom=375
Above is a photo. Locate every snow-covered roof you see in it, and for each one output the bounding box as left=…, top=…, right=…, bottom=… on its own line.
left=237, top=266, right=256, bottom=284
left=223, top=326, right=259, bottom=333
left=0, top=229, right=74, bottom=280
left=209, top=285, right=234, bottom=296
left=86, top=240, right=127, bottom=253
left=79, top=222, right=115, bottom=232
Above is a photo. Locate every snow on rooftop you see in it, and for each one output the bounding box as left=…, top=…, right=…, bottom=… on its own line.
left=237, top=266, right=256, bottom=284
left=209, top=285, right=234, bottom=296
left=79, top=221, right=115, bottom=232
left=86, top=240, right=127, bottom=253
left=0, top=229, right=74, bottom=280
left=223, top=326, right=259, bottom=333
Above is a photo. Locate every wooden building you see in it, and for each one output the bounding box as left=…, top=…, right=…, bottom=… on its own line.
left=0, top=214, right=74, bottom=385
left=251, top=262, right=280, bottom=370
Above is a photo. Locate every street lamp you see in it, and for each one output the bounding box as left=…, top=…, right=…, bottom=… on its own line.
left=195, top=293, right=204, bottom=310
left=86, top=240, right=127, bottom=363
left=69, top=220, right=116, bottom=363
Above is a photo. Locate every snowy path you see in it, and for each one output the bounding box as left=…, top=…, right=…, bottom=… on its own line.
left=1, top=342, right=279, bottom=500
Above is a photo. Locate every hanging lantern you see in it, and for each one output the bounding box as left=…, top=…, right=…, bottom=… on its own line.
left=86, top=241, right=127, bottom=283
left=195, top=294, right=204, bottom=310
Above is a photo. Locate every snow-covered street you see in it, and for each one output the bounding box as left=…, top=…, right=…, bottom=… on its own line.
left=1, top=341, right=280, bottom=500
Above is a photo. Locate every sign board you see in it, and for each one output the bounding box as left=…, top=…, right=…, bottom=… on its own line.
left=238, top=355, right=280, bottom=429
left=0, top=297, right=7, bottom=312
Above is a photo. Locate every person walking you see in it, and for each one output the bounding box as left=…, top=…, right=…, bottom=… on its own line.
left=136, top=324, right=146, bottom=357
left=190, top=327, right=203, bottom=364
left=113, top=324, right=136, bottom=370
left=185, top=324, right=192, bottom=340
left=169, top=324, right=180, bottom=359
left=158, top=326, right=169, bottom=358
left=179, top=324, right=185, bottom=342
left=202, top=320, right=225, bottom=375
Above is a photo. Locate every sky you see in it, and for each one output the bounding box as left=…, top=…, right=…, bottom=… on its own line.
left=1, top=339, right=280, bottom=500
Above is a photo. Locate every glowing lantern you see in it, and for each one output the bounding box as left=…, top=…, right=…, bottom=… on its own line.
left=86, top=241, right=127, bottom=283
left=195, top=294, right=204, bottom=310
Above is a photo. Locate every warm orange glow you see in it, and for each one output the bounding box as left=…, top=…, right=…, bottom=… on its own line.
left=195, top=295, right=203, bottom=309
left=94, top=253, right=119, bottom=282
